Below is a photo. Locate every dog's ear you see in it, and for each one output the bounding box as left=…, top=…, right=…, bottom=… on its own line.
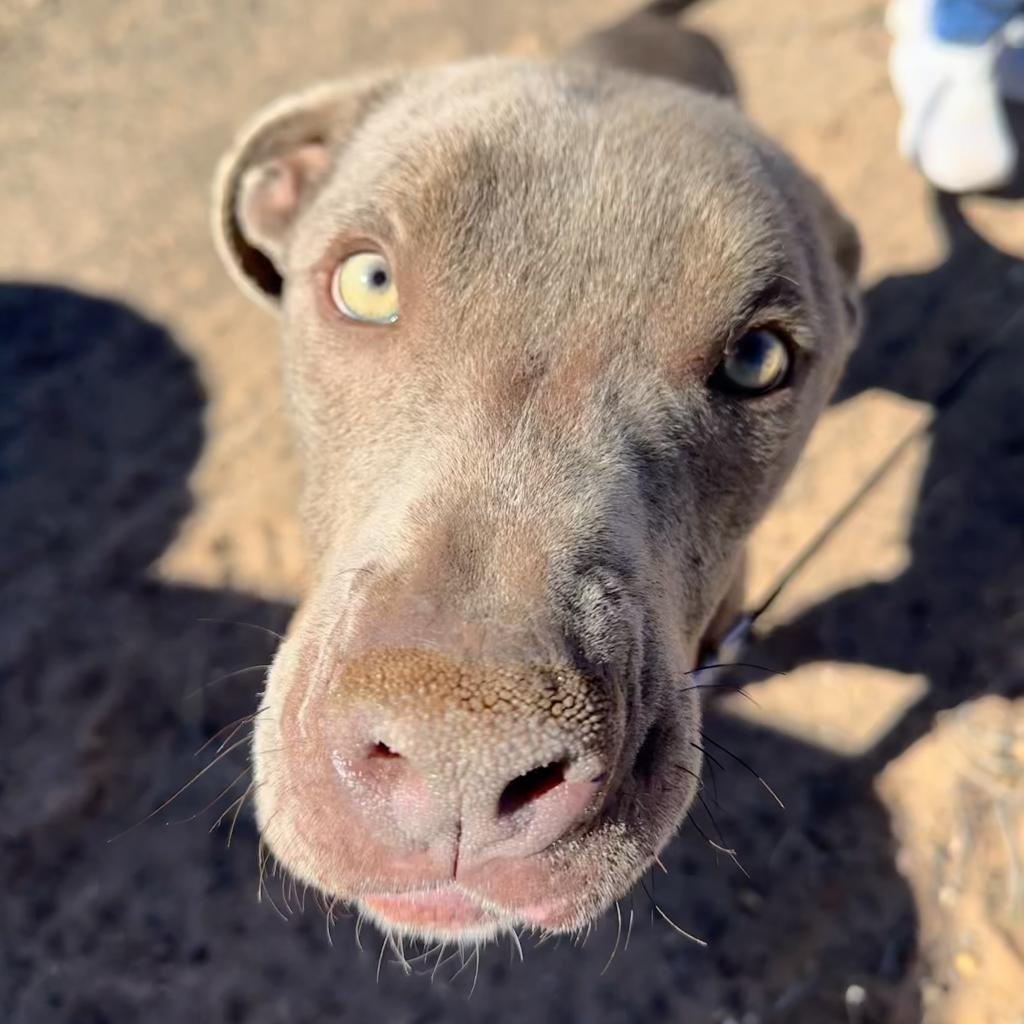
left=804, top=176, right=862, bottom=332
left=817, top=191, right=861, bottom=286
left=213, top=75, right=398, bottom=308
left=565, top=4, right=738, bottom=102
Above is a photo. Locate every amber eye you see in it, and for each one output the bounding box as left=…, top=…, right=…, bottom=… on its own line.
left=712, top=328, right=792, bottom=395
left=330, top=251, right=399, bottom=324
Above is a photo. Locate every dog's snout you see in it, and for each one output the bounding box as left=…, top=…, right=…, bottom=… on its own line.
left=566, top=567, right=645, bottom=685
left=322, top=648, right=618, bottom=875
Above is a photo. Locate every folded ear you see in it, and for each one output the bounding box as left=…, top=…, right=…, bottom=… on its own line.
left=565, top=4, right=739, bottom=102
left=816, top=189, right=861, bottom=286
left=804, top=175, right=862, bottom=333
left=213, top=74, right=398, bottom=308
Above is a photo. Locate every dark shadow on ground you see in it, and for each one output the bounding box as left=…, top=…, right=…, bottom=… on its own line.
left=991, top=100, right=1024, bottom=200
left=0, top=284, right=293, bottom=1020
left=0, top=285, right=928, bottom=1023
left=739, top=194, right=1024, bottom=778
left=653, top=193, right=1024, bottom=1022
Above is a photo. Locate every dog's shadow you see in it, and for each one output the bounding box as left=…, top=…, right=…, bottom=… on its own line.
left=739, top=194, right=1024, bottom=767
left=0, top=284, right=294, bottom=1021
left=7, top=210, right=1018, bottom=1022
left=667, top=193, right=1023, bottom=1017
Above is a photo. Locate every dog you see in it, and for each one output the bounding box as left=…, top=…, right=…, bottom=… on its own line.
left=212, top=0, right=861, bottom=945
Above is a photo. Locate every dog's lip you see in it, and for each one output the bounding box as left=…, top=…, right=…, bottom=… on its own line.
left=360, top=888, right=491, bottom=929
left=359, top=884, right=583, bottom=935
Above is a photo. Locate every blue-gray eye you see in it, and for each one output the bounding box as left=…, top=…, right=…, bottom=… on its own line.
left=713, top=328, right=791, bottom=395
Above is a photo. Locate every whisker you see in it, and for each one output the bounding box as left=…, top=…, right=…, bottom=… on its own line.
left=108, top=735, right=252, bottom=843
left=277, top=868, right=293, bottom=916
left=224, top=782, right=254, bottom=846
left=696, top=792, right=749, bottom=879
left=185, top=663, right=270, bottom=700
left=640, top=880, right=707, bottom=947
left=257, top=839, right=289, bottom=921
left=325, top=898, right=336, bottom=948
left=166, top=767, right=250, bottom=826
left=690, top=740, right=725, bottom=773
left=449, top=946, right=476, bottom=983
left=469, top=944, right=481, bottom=997
left=648, top=868, right=656, bottom=927
left=508, top=926, right=524, bottom=964
left=390, top=933, right=411, bottom=975
left=431, top=942, right=453, bottom=982
left=700, top=732, right=785, bottom=809
left=196, top=617, right=285, bottom=642
left=405, top=941, right=442, bottom=966
left=679, top=681, right=761, bottom=706
left=215, top=718, right=259, bottom=756
left=684, top=661, right=779, bottom=677
left=702, top=751, right=722, bottom=807
left=193, top=711, right=262, bottom=758
left=685, top=806, right=745, bottom=875
left=652, top=904, right=708, bottom=946
left=601, top=901, right=623, bottom=975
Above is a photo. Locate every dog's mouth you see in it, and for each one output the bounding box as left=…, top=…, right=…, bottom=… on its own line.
left=360, top=887, right=511, bottom=942
left=361, top=888, right=488, bottom=932
left=358, top=885, right=581, bottom=941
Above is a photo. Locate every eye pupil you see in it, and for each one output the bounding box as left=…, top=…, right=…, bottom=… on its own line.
left=370, top=268, right=388, bottom=288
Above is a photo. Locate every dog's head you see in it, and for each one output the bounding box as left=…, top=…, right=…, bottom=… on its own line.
left=214, top=42, right=859, bottom=944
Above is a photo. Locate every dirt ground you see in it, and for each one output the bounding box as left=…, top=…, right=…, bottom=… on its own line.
left=2, top=0, right=1023, bottom=1021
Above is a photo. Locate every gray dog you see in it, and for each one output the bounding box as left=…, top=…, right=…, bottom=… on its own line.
left=212, top=0, right=861, bottom=945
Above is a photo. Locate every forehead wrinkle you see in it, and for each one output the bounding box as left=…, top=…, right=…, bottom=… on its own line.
left=296, top=61, right=825, bottom=371
left=291, top=203, right=402, bottom=277
left=731, top=271, right=812, bottom=346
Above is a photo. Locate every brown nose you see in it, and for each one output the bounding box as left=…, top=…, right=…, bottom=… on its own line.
left=324, top=649, right=617, bottom=874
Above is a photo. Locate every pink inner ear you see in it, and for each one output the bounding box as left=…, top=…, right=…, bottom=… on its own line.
left=239, top=141, right=331, bottom=253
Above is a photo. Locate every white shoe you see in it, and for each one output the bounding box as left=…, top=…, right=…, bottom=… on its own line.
left=889, top=0, right=1016, bottom=192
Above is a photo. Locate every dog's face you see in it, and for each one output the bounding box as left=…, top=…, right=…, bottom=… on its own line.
left=215, top=57, right=859, bottom=943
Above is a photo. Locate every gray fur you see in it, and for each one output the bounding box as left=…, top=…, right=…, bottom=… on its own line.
left=212, top=3, right=860, bottom=944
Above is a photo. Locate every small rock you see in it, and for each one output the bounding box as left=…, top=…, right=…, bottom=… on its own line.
left=953, top=950, right=979, bottom=977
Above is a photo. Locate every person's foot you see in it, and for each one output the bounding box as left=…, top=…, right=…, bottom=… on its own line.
left=889, top=0, right=1016, bottom=193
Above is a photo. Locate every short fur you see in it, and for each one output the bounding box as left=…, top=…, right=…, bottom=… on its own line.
left=212, top=2, right=860, bottom=944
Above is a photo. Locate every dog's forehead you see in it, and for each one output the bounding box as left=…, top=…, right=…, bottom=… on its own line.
left=307, top=61, right=798, bottom=304
left=286, top=59, right=830, bottom=404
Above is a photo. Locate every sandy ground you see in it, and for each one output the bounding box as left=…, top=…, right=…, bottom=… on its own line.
left=2, top=0, right=1023, bottom=1021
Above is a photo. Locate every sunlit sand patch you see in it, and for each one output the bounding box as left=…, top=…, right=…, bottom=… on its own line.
left=720, top=663, right=927, bottom=756
left=747, top=387, right=932, bottom=626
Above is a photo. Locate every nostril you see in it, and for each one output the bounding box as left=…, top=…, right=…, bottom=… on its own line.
left=368, top=741, right=401, bottom=760
left=498, top=760, right=567, bottom=817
